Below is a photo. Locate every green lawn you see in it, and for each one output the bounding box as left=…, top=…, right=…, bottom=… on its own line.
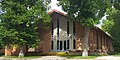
left=1, top=56, right=41, bottom=58
left=111, top=53, right=120, bottom=56
left=61, top=55, right=99, bottom=59
left=0, top=55, right=99, bottom=59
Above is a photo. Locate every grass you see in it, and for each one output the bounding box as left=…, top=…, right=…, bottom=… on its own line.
left=61, top=55, right=99, bottom=59
left=110, top=53, right=120, bottom=56
left=0, top=55, right=99, bottom=59
left=1, top=56, right=41, bottom=59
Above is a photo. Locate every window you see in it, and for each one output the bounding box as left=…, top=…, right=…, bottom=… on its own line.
left=57, top=40, right=59, bottom=50
left=57, top=19, right=60, bottom=50
left=57, top=19, right=59, bottom=37
left=51, top=20, right=54, bottom=35
left=67, top=40, right=69, bottom=49
left=73, top=39, right=76, bottom=49
left=51, top=20, right=54, bottom=50
left=60, top=41, right=62, bottom=50
left=51, top=41, right=53, bottom=50
left=73, top=22, right=75, bottom=35
left=64, top=41, right=66, bottom=50
left=67, top=21, right=69, bottom=35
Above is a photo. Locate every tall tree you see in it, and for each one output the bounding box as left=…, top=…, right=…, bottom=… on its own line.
left=102, top=0, right=120, bottom=53
left=59, top=0, right=112, bottom=56
left=0, top=0, right=50, bottom=57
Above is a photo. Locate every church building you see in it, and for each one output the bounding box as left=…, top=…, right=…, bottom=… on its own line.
left=36, top=10, right=113, bottom=55
left=5, top=10, right=113, bottom=56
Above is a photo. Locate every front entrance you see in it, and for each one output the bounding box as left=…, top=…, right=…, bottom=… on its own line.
left=51, top=18, right=76, bottom=52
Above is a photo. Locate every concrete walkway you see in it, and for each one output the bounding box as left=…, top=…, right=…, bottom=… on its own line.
left=0, top=56, right=120, bottom=60
left=27, top=56, right=120, bottom=60
left=31, top=56, right=66, bottom=60
left=31, top=56, right=93, bottom=60
left=94, top=56, right=120, bottom=60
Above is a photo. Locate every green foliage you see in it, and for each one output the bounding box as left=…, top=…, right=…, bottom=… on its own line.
left=102, top=1, right=120, bottom=53
left=61, top=55, right=98, bottom=59
left=59, top=0, right=112, bottom=27
left=112, top=0, right=120, bottom=10
left=59, top=0, right=112, bottom=56
left=0, top=0, right=50, bottom=47
left=102, top=19, right=114, bottom=32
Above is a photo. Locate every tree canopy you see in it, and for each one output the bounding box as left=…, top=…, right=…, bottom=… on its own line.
left=59, top=0, right=111, bottom=27
left=0, top=0, right=50, bottom=47
left=102, top=0, right=120, bottom=53
left=59, top=0, right=112, bottom=56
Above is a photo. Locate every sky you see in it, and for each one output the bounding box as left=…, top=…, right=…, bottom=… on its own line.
left=50, top=0, right=64, bottom=12
left=50, top=0, right=105, bottom=28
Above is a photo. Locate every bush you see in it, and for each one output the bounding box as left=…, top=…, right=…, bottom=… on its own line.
left=0, top=52, right=4, bottom=56
left=39, top=52, right=68, bottom=56
left=108, top=51, right=116, bottom=55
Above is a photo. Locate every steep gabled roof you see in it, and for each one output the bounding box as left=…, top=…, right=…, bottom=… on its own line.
left=48, top=9, right=67, bottom=16
left=49, top=9, right=113, bottom=40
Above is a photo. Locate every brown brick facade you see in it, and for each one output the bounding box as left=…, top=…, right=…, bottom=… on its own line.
left=36, top=27, right=51, bottom=52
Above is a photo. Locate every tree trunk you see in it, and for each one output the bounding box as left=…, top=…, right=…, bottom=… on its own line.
left=18, top=46, right=24, bottom=57
left=82, top=27, right=90, bottom=56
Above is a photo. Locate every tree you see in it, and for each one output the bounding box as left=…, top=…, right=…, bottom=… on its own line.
left=59, top=0, right=112, bottom=56
left=102, top=0, right=120, bottom=53
left=0, top=0, right=50, bottom=57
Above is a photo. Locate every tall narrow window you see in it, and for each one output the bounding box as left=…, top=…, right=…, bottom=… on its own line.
left=57, top=19, right=60, bottom=50
left=67, top=21, right=69, bottom=35
left=60, top=41, right=62, bottom=50
left=96, top=31, right=99, bottom=49
left=51, top=20, right=54, bottom=36
left=73, top=39, right=76, bottom=49
left=67, top=40, right=69, bottom=49
left=57, top=19, right=59, bottom=37
left=51, top=20, right=54, bottom=50
left=73, top=22, right=76, bottom=49
left=51, top=41, right=53, bottom=50
left=73, top=22, right=75, bottom=35
left=57, top=40, right=59, bottom=50
left=64, top=41, right=66, bottom=50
